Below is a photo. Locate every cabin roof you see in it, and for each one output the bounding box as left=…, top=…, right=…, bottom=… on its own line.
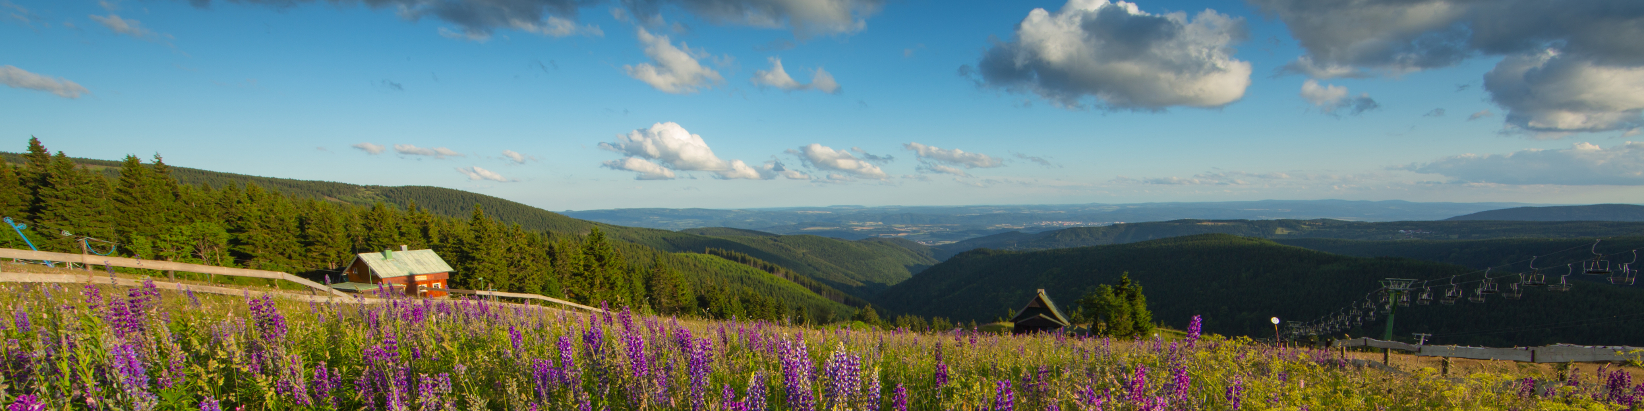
left=346, top=249, right=453, bottom=278
left=1010, top=289, right=1072, bottom=327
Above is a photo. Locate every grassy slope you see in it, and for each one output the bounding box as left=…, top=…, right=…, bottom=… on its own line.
left=653, top=231, right=938, bottom=298
left=669, top=253, right=855, bottom=319
left=878, top=233, right=1644, bottom=346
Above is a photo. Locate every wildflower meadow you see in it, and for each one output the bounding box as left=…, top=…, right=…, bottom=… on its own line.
left=1, top=281, right=1640, bottom=411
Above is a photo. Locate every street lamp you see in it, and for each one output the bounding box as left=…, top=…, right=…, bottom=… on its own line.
left=1271, top=317, right=1282, bottom=347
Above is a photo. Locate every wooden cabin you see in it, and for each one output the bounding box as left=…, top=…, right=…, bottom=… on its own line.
left=1010, top=289, right=1072, bottom=334
left=331, top=246, right=453, bottom=298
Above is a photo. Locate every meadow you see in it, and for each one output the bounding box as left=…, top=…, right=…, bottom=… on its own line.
left=1, top=280, right=1639, bottom=411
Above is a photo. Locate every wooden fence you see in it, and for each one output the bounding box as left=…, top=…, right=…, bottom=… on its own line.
left=1333, top=337, right=1644, bottom=363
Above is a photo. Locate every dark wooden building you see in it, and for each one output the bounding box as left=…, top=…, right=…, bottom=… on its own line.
left=1010, top=289, right=1072, bottom=334
left=330, top=246, right=453, bottom=298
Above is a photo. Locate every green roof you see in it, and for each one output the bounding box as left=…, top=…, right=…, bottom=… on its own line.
left=329, top=282, right=399, bottom=292
left=1010, top=289, right=1072, bottom=327
left=348, top=249, right=453, bottom=278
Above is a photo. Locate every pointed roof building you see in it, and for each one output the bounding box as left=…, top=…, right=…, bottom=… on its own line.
left=1010, top=289, right=1072, bottom=334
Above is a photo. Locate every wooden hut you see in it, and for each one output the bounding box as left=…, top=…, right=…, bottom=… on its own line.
left=1010, top=289, right=1072, bottom=334
left=331, top=245, right=453, bottom=298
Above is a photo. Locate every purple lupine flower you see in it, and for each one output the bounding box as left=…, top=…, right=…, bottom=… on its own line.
left=558, top=335, right=578, bottom=387
left=313, top=362, right=340, bottom=407
left=197, top=396, right=222, bottom=411
left=276, top=354, right=313, bottom=406
left=1185, top=316, right=1202, bottom=348
left=510, top=325, right=524, bottom=356
left=111, top=342, right=158, bottom=409
left=722, top=384, right=744, bottom=411
left=1171, top=366, right=1190, bottom=404
left=823, top=343, right=861, bottom=410
left=864, top=367, right=881, bottom=411
left=1128, top=365, right=1148, bottom=404
left=417, top=373, right=452, bottom=411
left=532, top=359, right=560, bottom=403
left=1225, top=378, right=1243, bottom=410
left=747, top=371, right=769, bottom=411
left=6, top=395, right=44, bottom=411
left=780, top=335, right=817, bottom=411
left=993, top=380, right=1015, bottom=411
left=892, top=383, right=907, bottom=411
left=688, top=337, right=715, bottom=411
left=1607, top=370, right=1634, bottom=404
left=11, top=309, right=29, bottom=333
left=248, top=295, right=288, bottom=343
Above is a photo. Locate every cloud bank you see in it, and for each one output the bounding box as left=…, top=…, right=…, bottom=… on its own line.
left=393, top=144, right=464, bottom=158
left=457, top=166, right=514, bottom=182
left=1251, top=0, right=1644, bottom=133
left=351, top=142, right=386, bottom=154
left=904, top=142, right=1002, bottom=176
left=0, top=65, right=89, bottom=98
left=791, top=143, right=887, bottom=180
left=965, top=0, right=1251, bottom=110
left=1405, top=142, right=1644, bottom=185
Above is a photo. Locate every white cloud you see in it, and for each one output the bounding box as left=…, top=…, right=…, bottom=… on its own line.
left=751, top=57, right=842, bottom=94
left=393, top=144, right=464, bottom=158
left=632, top=0, right=882, bottom=38
left=966, top=0, right=1251, bottom=110
left=457, top=166, right=514, bottom=182
left=599, top=122, right=798, bottom=180
left=603, top=157, right=676, bottom=180
left=89, top=14, right=156, bottom=38
left=1405, top=142, right=1644, bottom=185
left=1299, top=80, right=1378, bottom=115
left=351, top=142, right=386, bottom=154
left=501, top=149, right=536, bottom=164
left=0, top=65, right=88, bottom=98
left=791, top=143, right=887, bottom=180
left=1468, top=110, right=1494, bottom=121
left=623, top=27, right=723, bottom=94
left=903, top=142, right=1003, bottom=173
left=1483, top=49, right=1644, bottom=133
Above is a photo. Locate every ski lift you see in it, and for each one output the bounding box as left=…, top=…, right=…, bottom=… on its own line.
left=1524, top=256, right=1547, bottom=287
left=1468, top=287, right=1487, bottom=303
left=1440, top=276, right=1462, bottom=305
left=1416, top=287, right=1434, bottom=305
left=1397, top=292, right=1412, bottom=307
left=1547, top=264, right=1574, bottom=292
left=1584, top=240, right=1611, bottom=275
left=1479, top=268, right=1499, bottom=294
left=1609, top=251, right=1637, bottom=285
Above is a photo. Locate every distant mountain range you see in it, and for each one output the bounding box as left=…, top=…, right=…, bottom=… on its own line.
left=1447, top=204, right=1644, bottom=221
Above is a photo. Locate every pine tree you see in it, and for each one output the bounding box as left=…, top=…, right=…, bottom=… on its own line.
left=35, top=152, right=114, bottom=251
left=853, top=304, right=882, bottom=326
left=0, top=162, right=26, bottom=220
left=1077, top=273, right=1152, bottom=337
left=646, top=256, right=694, bottom=314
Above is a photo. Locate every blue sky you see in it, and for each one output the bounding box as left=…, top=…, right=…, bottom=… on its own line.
left=2, top=0, right=1641, bottom=210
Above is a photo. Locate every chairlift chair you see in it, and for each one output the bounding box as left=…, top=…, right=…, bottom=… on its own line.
left=1547, top=265, right=1574, bottom=292
left=1440, top=276, right=1463, bottom=305
left=1416, top=287, right=1434, bottom=305
left=1525, top=257, right=1548, bottom=287
left=1479, top=268, right=1499, bottom=294
left=1610, top=251, right=1637, bottom=285
left=1468, top=288, right=1487, bottom=303
left=1502, top=281, right=1523, bottom=300
left=1397, top=292, right=1412, bottom=307
left=1584, top=240, right=1612, bottom=275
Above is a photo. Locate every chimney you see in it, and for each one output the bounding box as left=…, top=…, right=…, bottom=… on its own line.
left=383, top=249, right=392, bottom=260
left=400, top=244, right=408, bottom=252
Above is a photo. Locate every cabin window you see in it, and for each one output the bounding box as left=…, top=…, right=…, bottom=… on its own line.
left=432, top=282, right=443, bottom=289
left=414, top=275, right=428, bottom=281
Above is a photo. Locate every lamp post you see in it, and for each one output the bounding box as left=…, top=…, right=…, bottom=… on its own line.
left=1271, top=317, right=1281, bottom=347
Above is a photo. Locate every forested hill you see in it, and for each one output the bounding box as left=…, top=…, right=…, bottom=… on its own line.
left=1446, top=204, right=1644, bottom=221
left=876, top=234, right=1644, bottom=347
left=0, top=145, right=930, bottom=302
left=932, top=219, right=1644, bottom=260
left=1275, top=237, right=1644, bottom=274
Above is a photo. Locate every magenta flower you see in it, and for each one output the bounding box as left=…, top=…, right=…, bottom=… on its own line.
left=1128, top=365, right=1148, bottom=404
left=1225, top=377, right=1243, bottom=410
left=6, top=395, right=43, bottom=411
left=196, top=397, right=221, bottom=411
left=892, top=383, right=907, bottom=411
left=993, top=380, right=1015, bottom=411
left=1185, top=315, right=1202, bottom=348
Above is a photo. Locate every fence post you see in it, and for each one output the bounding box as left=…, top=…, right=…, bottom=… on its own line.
left=1442, top=357, right=1450, bottom=376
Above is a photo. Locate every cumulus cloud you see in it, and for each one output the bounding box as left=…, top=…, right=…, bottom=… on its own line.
left=394, top=144, right=464, bottom=158
left=1467, top=110, right=1494, bottom=121
left=599, top=122, right=802, bottom=180
left=790, top=143, right=887, bottom=180
left=0, top=65, right=89, bottom=98
left=1251, top=0, right=1644, bottom=134
left=89, top=14, right=164, bottom=39
left=1483, top=49, right=1644, bottom=133
left=751, top=57, right=841, bottom=94
left=623, top=27, right=722, bottom=94
left=351, top=142, right=386, bottom=154
left=457, top=166, right=515, bottom=182
left=1299, top=80, right=1378, bottom=115
left=903, top=142, right=1003, bottom=175
left=1404, top=142, right=1644, bottom=185
left=964, top=0, right=1251, bottom=110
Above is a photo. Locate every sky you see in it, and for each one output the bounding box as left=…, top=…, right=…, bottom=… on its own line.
left=1, top=0, right=1641, bottom=211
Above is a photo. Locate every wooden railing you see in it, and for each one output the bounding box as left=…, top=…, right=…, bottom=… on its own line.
left=443, top=288, right=603, bottom=312
left=1333, top=337, right=1644, bottom=363
left=0, top=247, right=350, bottom=298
